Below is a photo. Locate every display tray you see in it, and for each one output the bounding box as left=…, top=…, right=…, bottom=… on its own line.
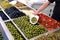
left=4, top=6, right=26, bottom=18
left=35, top=28, right=60, bottom=40
left=0, top=6, right=26, bottom=20
left=5, top=21, right=25, bottom=40
left=14, top=16, right=48, bottom=39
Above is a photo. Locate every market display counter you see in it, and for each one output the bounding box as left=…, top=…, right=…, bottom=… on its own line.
left=0, top=1, right=60, bottom=40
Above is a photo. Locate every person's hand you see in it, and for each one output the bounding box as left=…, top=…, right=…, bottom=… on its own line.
left=33, top=11, right=43, bottom=15
left=33, top=11, right=39, bottom=15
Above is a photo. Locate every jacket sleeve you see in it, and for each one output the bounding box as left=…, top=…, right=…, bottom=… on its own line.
left=48, top=0, right=55, bottom=3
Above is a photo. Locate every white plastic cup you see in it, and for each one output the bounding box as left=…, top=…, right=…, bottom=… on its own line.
left=29, top=14, right=39, bottom=24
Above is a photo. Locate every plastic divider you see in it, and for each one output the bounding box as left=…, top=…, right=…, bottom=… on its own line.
left=0, top=16, right=14, bottom=40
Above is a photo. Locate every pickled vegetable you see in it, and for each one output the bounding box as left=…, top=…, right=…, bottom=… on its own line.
left=35, top=29, right=60, bottom=40
left=0, top=1, right=12, bottom=9
left=31, top=17, right=37, bottom=23
left=46, top=33, right=57, bottom=40
left=54, top=29, right=60, bottom=40
left=35, top=33, right=57, bottom=40
left=13, top=16, right=47, bottom=39
left=5, top=22, right=25, bottom=40
left=0, top=32, right=4, bottom=40
left=38, top=14, right=59, bottom=30
left=15, top=2, right=25, bottom=7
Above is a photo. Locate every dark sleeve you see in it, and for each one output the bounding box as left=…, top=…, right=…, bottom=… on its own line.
left=48, top=0, right=55, bottom=3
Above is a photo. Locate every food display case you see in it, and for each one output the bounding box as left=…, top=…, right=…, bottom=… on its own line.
left=0, top=6, right=48, bottom=40
left=0, top=1, right=60, bottom=40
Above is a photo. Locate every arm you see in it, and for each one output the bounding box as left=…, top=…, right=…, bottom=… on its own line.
left=34, top=1, right=51, bottom=15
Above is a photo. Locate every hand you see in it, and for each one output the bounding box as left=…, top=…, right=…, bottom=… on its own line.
left=33, top=11, right=43, bottom=15
left=33, top=11, right=39, bottom=15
